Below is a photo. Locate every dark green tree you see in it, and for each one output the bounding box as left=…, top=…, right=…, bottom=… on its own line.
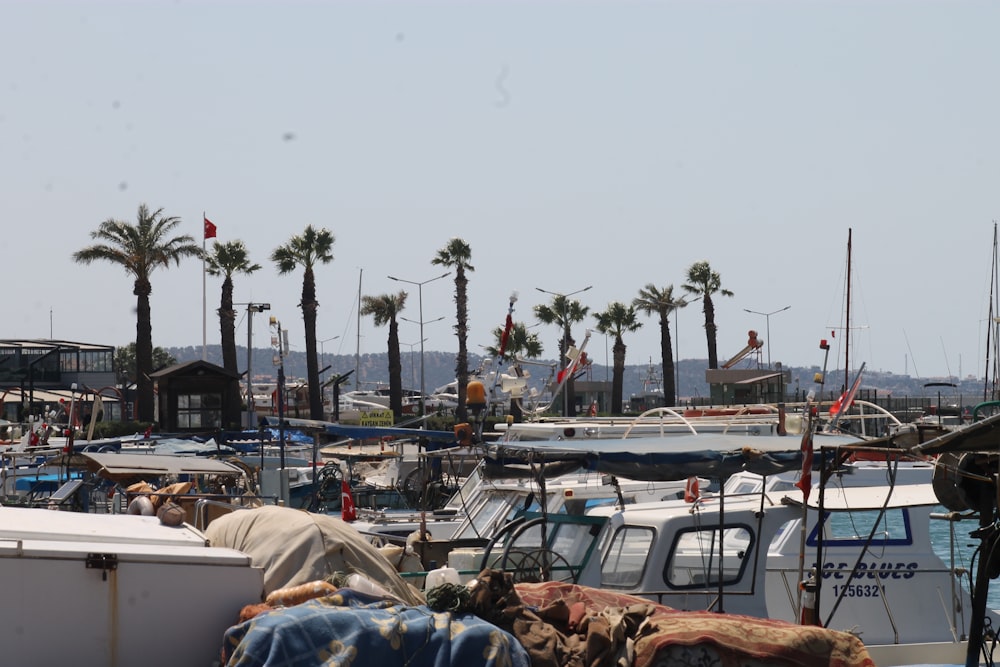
left=534, top=294, right=590, bottom=416
left=594, top=302, right=643, bottom=415
left=683, top=261, right=734, bottom=370
left=206, top=240, right=261, bottom=376
left=74, top=204, right=200, bottom=422
left=272, top=226, right=335, bottom=420
left=484, top=320, right=543, bottom=421
left=633, top=284, right=688, bottom=406
left=361, top=291, right=408, bottom=420
left=432, top=238, right=474, bottom=421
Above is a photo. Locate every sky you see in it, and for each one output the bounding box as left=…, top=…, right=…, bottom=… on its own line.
left=2, top=0, right=999, bottom=383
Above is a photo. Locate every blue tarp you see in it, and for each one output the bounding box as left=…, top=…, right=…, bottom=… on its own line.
left=222, top=589, right=530, bottom=667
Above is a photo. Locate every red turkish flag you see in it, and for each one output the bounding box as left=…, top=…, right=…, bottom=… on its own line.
left=204, top=217, right=217, bottom=239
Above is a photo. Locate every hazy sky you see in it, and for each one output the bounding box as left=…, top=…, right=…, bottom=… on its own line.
left=3, top=0, right=999, bottom=382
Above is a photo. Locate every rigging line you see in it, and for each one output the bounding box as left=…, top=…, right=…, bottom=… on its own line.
left=902, top=329, right=921, bottom=382
left=940, top=336, right=954, bottom=381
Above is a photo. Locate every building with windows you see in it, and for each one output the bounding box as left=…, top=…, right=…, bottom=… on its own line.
left=0, top=340, right=118, bottom=423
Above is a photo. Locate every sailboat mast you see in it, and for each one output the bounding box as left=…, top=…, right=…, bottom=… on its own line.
left=984, top=222, right=998, bottom=401
left=844, top=228, right=852, bottom=392
left=355, top=268, right=363, bottom=390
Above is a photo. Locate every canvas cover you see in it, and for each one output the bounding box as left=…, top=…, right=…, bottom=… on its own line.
left=205, top=505, right=424, bottom=605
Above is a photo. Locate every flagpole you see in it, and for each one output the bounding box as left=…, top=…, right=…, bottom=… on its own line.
left=202, top=211, right=207, bottom=361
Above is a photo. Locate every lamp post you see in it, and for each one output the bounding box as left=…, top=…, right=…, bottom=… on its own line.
left=242, top=302, right=270, bottom=429
left=319, top=336, right=340, bottom=413
left=743, top=305, right=791, bottom=369
left=535, top=285, right=592, bottom=416
left=269, top=315, right=288, bottom=470
left=400, top=340, right=425, bottom=391
left=388, top=271, right=450, bottom=416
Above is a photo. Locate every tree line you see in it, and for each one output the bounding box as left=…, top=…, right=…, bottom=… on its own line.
left=74, top=204, right=734, bottom=425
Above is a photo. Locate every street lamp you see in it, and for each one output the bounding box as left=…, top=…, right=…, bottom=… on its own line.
left=743, top=305, right=791, bottom=369
left=241, top=302, right=270, bottom=429
left=319, top=336, right=340, bottom=413
left=400, top=340, right=426, bottom=390
left=388, top=271, right=451, bottom=416
left=535, top=285, right=592, bottom=416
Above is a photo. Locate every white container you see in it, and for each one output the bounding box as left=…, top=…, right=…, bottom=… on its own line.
left=424, top=565, right=461, bottom=590
left=0, top=507, right=264, bottom=667
left=346, top=572, right=393, bottom=598
left=448, top=548, right=484, bottom=584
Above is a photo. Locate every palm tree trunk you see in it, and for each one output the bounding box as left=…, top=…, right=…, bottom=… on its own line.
left=388, top=321, right=403, bottom=419
left=301, top=269, right=323, bottom=420
left=660, top=313, right=676, bottom=407
left=454, top=270, right=469, bottom=422
left=612, top=339, right=626, bottom=414
left=220, top=277, right=238, bottom=374
left=134, top=280, right=154, bottom=423
left=220, top=277, right=241, bottom=427
left=704, top=295, right=719, bottom=369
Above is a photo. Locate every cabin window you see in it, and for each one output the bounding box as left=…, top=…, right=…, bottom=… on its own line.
left=601, top=526, right=655, bottom=588
left=810, top=508, right=912, bottom=547
left=664, top=524, right=754, bottom=589
left=176, top=392, right=222, bottom=429
left=454, top=492, right=518, bottom=540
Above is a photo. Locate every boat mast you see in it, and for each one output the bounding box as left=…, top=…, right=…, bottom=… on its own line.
left=844, top=228, right=852, bottom=392
left=355, top=268, right=363, bottom=390
left=984, top=222, right=998, bottom=402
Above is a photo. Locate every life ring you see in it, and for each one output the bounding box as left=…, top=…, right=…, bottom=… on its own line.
left=126, top=495, right=155, bottom=516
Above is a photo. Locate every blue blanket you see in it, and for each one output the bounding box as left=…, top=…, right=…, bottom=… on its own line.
left=222, top=589, right=531, bottom=667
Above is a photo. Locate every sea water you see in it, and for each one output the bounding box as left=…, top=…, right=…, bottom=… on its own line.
left=927, top=506, right=1000, bottom=611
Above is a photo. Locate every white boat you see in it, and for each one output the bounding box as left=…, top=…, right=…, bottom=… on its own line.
left=471, top=430, right=998, bottom=665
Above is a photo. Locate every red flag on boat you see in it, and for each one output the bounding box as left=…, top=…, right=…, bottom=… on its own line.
left=498, top=312, right=513, bottom=357
left=341, top=479, right=358, bottom=522
left=829, top=362, right=866, bottom=419
left=204, top=216, right=217, bottom=240
left=794, top=427, right=814, bottom=503
left=684, top=476, right=700, bottom=503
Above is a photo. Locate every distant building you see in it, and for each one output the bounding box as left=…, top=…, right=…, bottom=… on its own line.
left=0, top=340, right=118, bottom=423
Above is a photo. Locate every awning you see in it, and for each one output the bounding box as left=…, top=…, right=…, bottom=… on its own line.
left=50, top=451, right=246, bottom=481
left=485, top=431, right=863, bottom=482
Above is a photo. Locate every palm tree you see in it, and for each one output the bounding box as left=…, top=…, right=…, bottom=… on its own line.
left=271, top=226, right=335, bottom=420
left=73, top=204, right=200, bottom=422
left=633, top=284, right=688, bottom=407
left=206, top=241, right=261, bottom=375
left=682, top=261, right=734, bottom=370
left=534, top=294, right=590, bottom=416
left=206, top=240, right=261, bottom=427
left=484, top=321, right=543, bottom=421
left=432, top=238, right=474, bottom=422
left=594, top=302, right=643, bottom=415
left=360, top=291, right=408, bottom=420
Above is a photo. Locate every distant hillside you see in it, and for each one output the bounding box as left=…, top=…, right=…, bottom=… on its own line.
left=167, top=345, right=984, bottom=406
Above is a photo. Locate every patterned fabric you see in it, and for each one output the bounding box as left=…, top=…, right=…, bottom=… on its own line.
left=221, top=588, right=531, bottom=667
left=515, top=582, right=876, bottom=667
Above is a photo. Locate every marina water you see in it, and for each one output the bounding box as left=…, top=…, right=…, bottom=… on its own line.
left=928, top=506, right=1000, bottom=611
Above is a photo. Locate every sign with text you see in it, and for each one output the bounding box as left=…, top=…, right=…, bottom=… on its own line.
left=359, top=409, right=394, bottom=427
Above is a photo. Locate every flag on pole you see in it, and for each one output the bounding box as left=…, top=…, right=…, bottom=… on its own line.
left=341, top=479, right=358, bottom=522
left=86, top=394, right=104, bottom=442
left=204, top=217, right=217, bottom=239
left=499, top=311, right=514, bottom=357
left=794, top=425, right=814, bottom=502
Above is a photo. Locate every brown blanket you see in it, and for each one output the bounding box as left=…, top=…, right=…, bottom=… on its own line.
left=513, top=581, right=876, bottom=667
